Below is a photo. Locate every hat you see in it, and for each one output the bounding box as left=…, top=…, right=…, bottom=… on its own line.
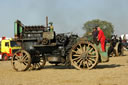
left=49, top=22, right=53, bottom=24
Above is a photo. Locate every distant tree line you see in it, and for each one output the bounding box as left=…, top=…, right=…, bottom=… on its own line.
left=83, top=19, right=114, bottom=38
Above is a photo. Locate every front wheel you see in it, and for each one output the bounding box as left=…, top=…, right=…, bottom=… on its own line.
left=11, top=50, right=31, bottom=71
left=69, top=41, right=99, bottom=70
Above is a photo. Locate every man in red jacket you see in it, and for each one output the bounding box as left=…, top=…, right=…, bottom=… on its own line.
left=97, top=26, right=106, bottom=52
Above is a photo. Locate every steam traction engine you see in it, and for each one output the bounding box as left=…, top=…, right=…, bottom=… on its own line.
left=11, top=18, right=109, bottom=71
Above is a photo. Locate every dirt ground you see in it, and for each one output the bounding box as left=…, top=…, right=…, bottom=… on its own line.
left=0, top=51, right=128, bottom=85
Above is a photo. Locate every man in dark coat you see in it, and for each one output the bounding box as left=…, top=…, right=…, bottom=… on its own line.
left=92, top=27, right=99, bottom=45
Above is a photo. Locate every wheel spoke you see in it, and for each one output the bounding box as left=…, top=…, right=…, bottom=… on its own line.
left=87, top=59, right=93, bottom=66
left=22, top=55, right=27, bottom=60
left=76, top=58, right=82, bottom=64
left=88, top=57, right=96, bottom=62
left=83, top=45, right=86, bottom=52
left=38, top=63, right=41, bottom=67
left=90, top=51, right=95, bottom=55
left=23, top=62, right=27, bottom=66
left=78, top=60, right=83, bottom=67
left=88, top=48, right=94, bottom=54
left=34, top=64, right=38, bottom=69
left=77, top=48, right=82, bottom=54
left=37, top=63, right=41, bottom=68
left=88, top=55, right=97, bottom=58
left=33, top=64, right=36, bottom=68
left=23, top=59, right=29, bottom=63
left=34, top=63, right=41, bottom=69
left=23, top=56, right=28, bottom=61
left=85, top=61, right=89, bottom=68
left=82, top=61, right=86, bottom=68
left=72, top=57, right=81, bottom=61
left=86, top=44, right=90, bottom=53
left=72, top=50, right=80, bottom=54
left=79, top=44, right=83, bottom=52
left=73, top=54, right=81, bottom=57
left=15, top=55, right=20, bottom=60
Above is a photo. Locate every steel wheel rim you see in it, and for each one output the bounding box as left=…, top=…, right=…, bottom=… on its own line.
left=70, top=41, right=99, bottom=70
left=11, top=50, right=31, bottom=71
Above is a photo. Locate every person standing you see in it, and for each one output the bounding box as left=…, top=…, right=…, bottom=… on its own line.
left=49, top=22, right=54, bottom=32
left=97, top=26, right=106, bottom=52
left=92, top=27, right=99, bottom=45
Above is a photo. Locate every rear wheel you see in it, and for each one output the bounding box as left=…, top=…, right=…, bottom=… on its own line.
left=11, top=50, right=31, bottom=71
left=70, top=41, right=99, bottom=70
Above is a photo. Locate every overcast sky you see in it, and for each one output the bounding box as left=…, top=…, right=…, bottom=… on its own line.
left=0, top=0, right=128, bottom=37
